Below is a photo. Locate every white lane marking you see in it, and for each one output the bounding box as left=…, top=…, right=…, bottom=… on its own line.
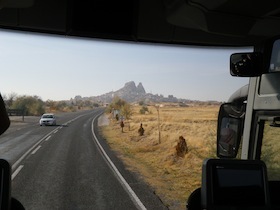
left=12, top=114, right=95, bottom=179
left=53, top=130, right=58, bottom=134
left=12, top=131, right=54, bottom=171
left=12, top=165, right=24, bottom=180
left=31, top=145, right=41, bottom=155
left=91, top=114, right=147, bottom=210
left=45, top=136, right=51, bottom=141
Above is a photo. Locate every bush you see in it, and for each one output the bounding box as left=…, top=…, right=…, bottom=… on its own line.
left=139, top=106, right=148, bottom=114
left=138, top=101, right=144, bottom=106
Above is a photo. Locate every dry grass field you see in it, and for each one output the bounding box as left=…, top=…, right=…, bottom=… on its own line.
left=100, top=104, right=220, bottom=209
left=261, top=122, right=280, bottom=180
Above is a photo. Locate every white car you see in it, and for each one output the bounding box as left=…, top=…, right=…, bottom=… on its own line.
left=39, top=113, right=57, bottom=126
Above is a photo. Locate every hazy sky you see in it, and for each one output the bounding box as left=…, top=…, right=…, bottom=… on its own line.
left=0, top=29, right=251, bottom=102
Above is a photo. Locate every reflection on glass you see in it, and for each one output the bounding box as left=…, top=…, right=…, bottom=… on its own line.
left=218, top=117, right=239, bottom=157
left=230, top=53, right=261, bottom=76
left=270, top=39, right=280, bottom=72
left=232, top=54, right=252, bottom=72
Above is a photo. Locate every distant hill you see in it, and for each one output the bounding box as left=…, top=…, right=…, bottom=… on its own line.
left=71, top=81, right=221, bottom=105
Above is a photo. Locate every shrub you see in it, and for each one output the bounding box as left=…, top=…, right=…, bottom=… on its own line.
left=139, top=106, right=148, bottom=114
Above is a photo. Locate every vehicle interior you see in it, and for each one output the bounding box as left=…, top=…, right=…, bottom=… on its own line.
left=0, top=0, right=280, bottom=209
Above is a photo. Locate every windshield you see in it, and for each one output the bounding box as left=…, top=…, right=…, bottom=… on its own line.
left=0, top=30, right=251, bottom=210
left=42, top=115, right=53, bottom=118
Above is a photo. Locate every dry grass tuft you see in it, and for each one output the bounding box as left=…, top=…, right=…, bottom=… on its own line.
left=100, top=104, right=219, bottom=209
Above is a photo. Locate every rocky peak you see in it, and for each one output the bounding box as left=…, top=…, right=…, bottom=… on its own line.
left=123, top=81, right=137, bottom=91
left=112, top=81, right=146, bottom=102
left=137, top=82, right=146, bottom=94
left=85, top=81, right=180, bottom=103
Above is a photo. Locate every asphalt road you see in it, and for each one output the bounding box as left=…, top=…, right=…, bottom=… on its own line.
left=0, top=109, right=167, bottom=210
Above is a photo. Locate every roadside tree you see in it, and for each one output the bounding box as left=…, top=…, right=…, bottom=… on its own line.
left=121, top=103, right=133, bottom=130
left=12, top=95, right=45, bottom=116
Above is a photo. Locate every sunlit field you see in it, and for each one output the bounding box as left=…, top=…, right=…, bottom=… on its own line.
left=100, top=104, right=219, bottom=209
left=261, top=122, right=280, bottom=180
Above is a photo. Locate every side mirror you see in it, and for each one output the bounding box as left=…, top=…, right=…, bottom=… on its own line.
left=270, top=117, right=280, bottom=127
left=0, top=159, right=25, bottom=210
left=269, top=39, right=280, bottom=72
left=230, top=52, right=263, bottom=77
left=217, top=103, right=245, bottom=158
left=0, top=94, right=10, bottom=136
left=0, top=159, right=11, bottom=210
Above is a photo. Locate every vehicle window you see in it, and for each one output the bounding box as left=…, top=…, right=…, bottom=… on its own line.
left=261, top=121, right=280, bottom=180
left=43, top=115, right=53, bottom=118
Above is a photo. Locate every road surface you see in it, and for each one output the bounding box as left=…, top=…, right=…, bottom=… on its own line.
left=0, top=109, right=167, bottom=210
